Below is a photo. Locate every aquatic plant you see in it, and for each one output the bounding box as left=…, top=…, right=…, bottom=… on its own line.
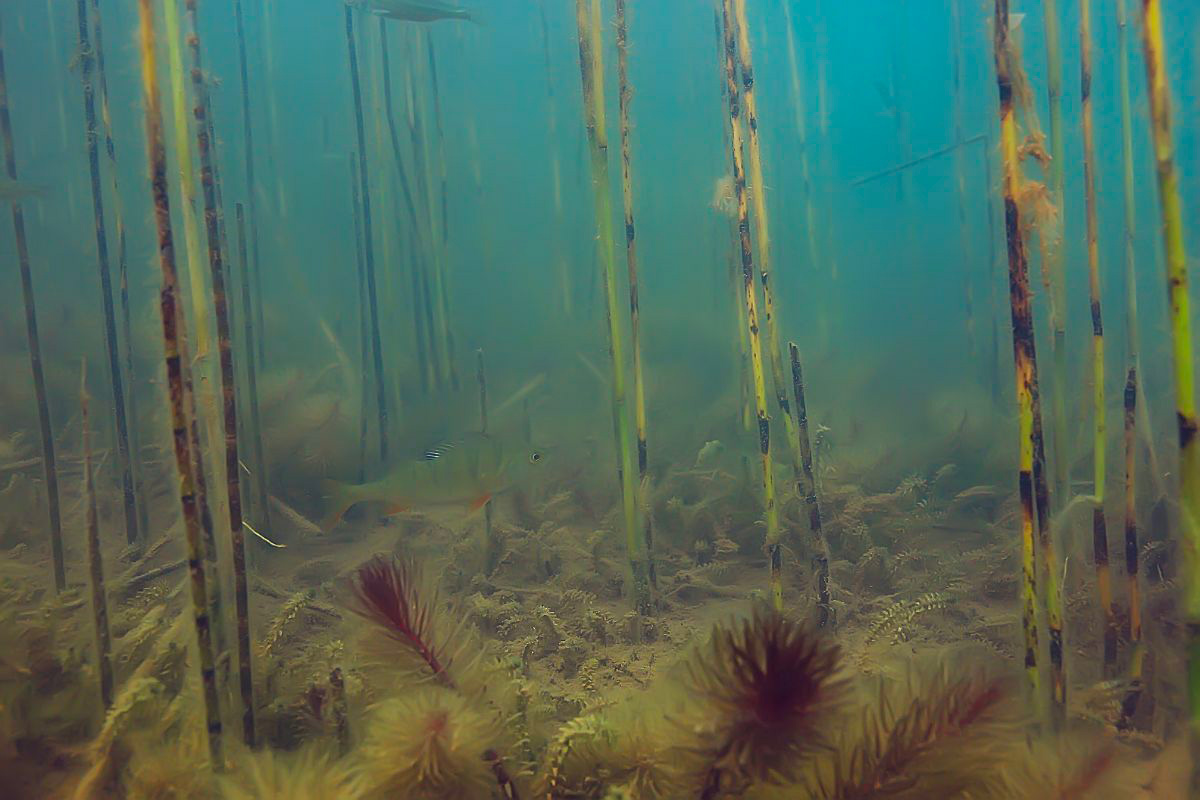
left=81, top=360, right=114, bottom=710
left=674, top=607, right=844, bottom=796
left=572, top=0, right=652, bottom=615
left=790, top=342, right=832, bottom=626
left=0, top=10, right=65, bottom=593
left=718, top=0, right=781, bottom=612
left=1138, top=0, right=1200, bottom=777
left=134, top=0, right=224, bottom=763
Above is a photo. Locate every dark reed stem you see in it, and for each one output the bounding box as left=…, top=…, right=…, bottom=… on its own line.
left=233, top=0, right=265, bottom=365
left=574, top=0, right=651, bottom=616
left=81, top=358, right=113, bottom=709
left=90, top=0, right=149, bottom=542
left=1079, top=0, right=1116, bottom=677
left=477, top=348, right=495, bottom=567
left=992, top=0, right=1063, bottom=723
left=789, top=343, right=832, bottom=628
left=348, top=161, right=371, bottom=481
left=377, top=22, right=432, bottom=395
left=424, top=35, right=460, bottom=391
left=235, top=204, right=271, bottom=545
left=538, top=0, right=570, bottom=316
left=950, top=0, right=974, bottom=356
left=135, top=0, right=223, bottom=763
left=330, top=667, right=349, bottom=756
left=615, top=0, right=657, bottom=598
left=188, top=0, right=255, bottom=739
left=345, top=6, right=388, bottom=461
left=720, top=0, right=780, bottom=611
left=74, top=0, right=140, bottom=547
left=0, top=12, right=65, bottom=592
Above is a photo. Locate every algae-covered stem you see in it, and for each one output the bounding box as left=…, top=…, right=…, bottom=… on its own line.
left=990, top=0, right=1046, bottom=714
left=1078, top=0, right=1116, bottom=678
left=720, top=0, right=781, bottom=610
left=1138, top=0, right=1200, bottom=773
left=345, top=5, right=389, bottom=461
left=185, top=0, right=256, bottom=745
left=0, top=13, right=66, bottom=592
left=134, top=0, right=223, bottom=763
left=89, top=0, right=149, bottom=543
left=731, top=0, right=804, bottom=482
left=789, top=343, right=831, bottom=627
left=233, top=0, right=266, bottom=367
left=235, top=203, right=272, bottom=552
left=573, top=0, right=652, bottom=615
left=81, top=359, right=114, bottom=710
left=615, top=0, right=657, bottom=596
left=1041, top=0, right=1070, bottom=513
left=73, top=0, right=140, bottom=547
left=1116, top=0, right=1143, bottom=722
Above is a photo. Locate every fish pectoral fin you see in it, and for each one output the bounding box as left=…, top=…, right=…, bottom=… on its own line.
left=468, top=493, right=492, bottom=512
left=382, top=503, right=411, bottom=516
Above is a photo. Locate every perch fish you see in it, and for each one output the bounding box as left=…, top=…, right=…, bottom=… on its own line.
left=321, top=432, right=546, bottom=531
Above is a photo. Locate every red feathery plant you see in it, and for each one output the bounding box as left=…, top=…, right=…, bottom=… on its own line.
left=676, top=607, right=846, bottom=797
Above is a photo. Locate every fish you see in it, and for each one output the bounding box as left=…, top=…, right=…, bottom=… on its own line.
left=359, top=0, right=475, bottom=24
left=320, top=432, right=546, bottom=531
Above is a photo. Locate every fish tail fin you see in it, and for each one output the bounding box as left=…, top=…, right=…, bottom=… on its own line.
left=320, top=479, right=360, bottom=533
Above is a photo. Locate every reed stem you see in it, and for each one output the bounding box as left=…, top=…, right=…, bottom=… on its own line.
left=789, top=343, right=831, bottom=627
left=720, top=0, right=781, bottom=610
left=1138, top=0, right=1200, bottom=772
left=1079, top=0, right=1116, bottom=678
left=573, top=0, right=651, bottom=615
left=233, top=0, right=266, bottom=368
left=0, top=12, right=66, bottom=592
left=74, top=0, right=140, bottom=547
left=235, top=204, right=271, bottom=544
left=81, top=359, right=113, bottom=710
left=345, top=5, right=389, bottom=462
left=135, top=0, right=223, bottom=763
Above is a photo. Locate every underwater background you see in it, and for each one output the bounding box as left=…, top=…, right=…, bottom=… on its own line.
left=1, top=0, right=1199, bottom=796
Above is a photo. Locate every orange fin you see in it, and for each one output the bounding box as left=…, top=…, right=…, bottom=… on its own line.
left=382, top=504, right=411, bottom=516
left=468, top=493, right=492, bottom=512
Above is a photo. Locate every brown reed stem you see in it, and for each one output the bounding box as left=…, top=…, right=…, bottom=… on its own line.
left=0, top=11, right=65, bottom=592
left=135, top=0, right=223, bottom=763
left=345, top=5, right=389, bottom=461
left=81, top=358, right=113, bottom=709
left=190, top=7, right=256, bottom=738
left=74, top=0, right=140, bottom=547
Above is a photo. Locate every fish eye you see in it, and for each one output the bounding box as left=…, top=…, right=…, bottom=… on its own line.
left=529, top=451, right=543, bottom=464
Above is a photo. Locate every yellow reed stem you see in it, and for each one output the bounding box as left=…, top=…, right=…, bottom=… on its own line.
left=721, top=0, right=780, bottom=610
left=574, top=0, right=651, bottom=615
left=1139, top=0, right=1200, bottom=768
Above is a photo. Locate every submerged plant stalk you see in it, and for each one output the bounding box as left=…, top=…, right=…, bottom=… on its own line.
left=90, top=0, right=149, bottom=542
left=573, top=0, right=651, bottom=615
left=789, top=343, right=831, bottom=627
left=74, top=0, right=140, bottom=547
left=721, top=0, right=781, bottom=609
left=81, top=359, right=114, bottom=710
left=135, top=0, right=223, bottom=763
left=1079, top=0, right=1116, bottom=677
left=186, top=0, right=255, bottom=742
left=345, top=5, right=389, bottom=461
left=991, top=0, right=1045, bottom=712
left=234, top=204, right=271, bottom=542
left=0, top=12, right=65, bottom=592
left=615, top=0, right=657, bottom=595
left=1138, top=0, right=1200, bottom=771
left=233, top=0, right=266, bottom=366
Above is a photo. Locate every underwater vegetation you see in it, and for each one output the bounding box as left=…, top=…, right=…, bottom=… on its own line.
left=1, top=0, right=1200, bottom=795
